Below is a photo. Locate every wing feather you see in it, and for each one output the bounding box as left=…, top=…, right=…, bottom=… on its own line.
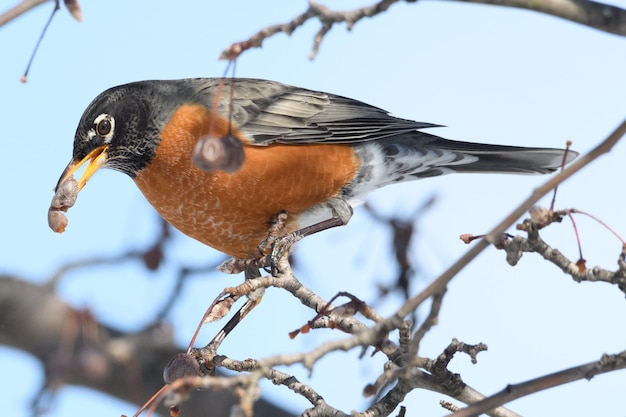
left=190, top=78, right=440, bottom=145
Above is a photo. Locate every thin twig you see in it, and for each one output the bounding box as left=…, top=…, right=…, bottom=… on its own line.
left=501, top=222, right=626, bottom=293
left=220, top=0, right=402, bottom=60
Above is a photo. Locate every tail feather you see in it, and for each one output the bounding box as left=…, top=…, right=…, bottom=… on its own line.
left=429, top=137, right=577, bottom=174
left=346, top=133, right=577, bottom=198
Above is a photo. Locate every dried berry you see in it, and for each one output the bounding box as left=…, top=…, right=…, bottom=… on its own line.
left=48, top=209, right=69, bottom=233
left=48, top=176, right=79, bottom=233
left=163, top=353, right=201, bottom=384
left=192, top=134, right=245, bottom=173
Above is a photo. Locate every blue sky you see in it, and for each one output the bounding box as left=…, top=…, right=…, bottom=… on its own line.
left=2, top=1, right=626, bottom=416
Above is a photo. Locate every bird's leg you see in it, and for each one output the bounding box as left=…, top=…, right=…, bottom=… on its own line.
left=282, top=197, right=353, bottom=243
left=219, top=199, right=353, bottom=275
left=218, top=212, right=289, bottom=274
left=257, top=210, right=290, bottom=257
left=265, top=198, right=353, bottom=275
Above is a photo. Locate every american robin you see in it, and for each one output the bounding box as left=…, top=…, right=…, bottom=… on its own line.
left=54, top=78, right=575, bottom=259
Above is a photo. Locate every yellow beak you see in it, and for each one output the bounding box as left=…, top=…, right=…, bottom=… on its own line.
left=55, top=145, right=109, bottom=192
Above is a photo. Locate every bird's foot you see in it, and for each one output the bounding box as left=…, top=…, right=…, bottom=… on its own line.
left=218, top=210, right=297, bottom=276
left=257, top=210, right=290, bottom=256
left=218, top=199, right=353, bottom=276
left=217, top=233, right=300, bottom=276
left=257, top=210, right=300, bottom=276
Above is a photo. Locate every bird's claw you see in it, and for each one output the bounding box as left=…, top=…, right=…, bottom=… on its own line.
left=217, top=210, right=298, bottom=276
left=264, top=231, right=302, bottom=275
left=216, top=233, right=300, bottom=276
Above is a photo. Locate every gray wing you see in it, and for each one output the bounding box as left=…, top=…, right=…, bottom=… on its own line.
left=183, top=78, right=575, bottom=175
left=192, top=78, right=440, bottom=145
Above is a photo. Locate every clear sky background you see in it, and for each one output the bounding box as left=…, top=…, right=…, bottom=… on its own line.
left=2, top=1, right=626, bottom=416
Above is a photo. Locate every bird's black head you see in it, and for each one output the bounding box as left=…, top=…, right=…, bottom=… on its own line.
left=55, top=80, right=189, bottom=193
left=71, top=82, right=160, bottom=178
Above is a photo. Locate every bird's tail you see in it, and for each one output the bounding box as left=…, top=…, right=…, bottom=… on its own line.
left=425, top=136, right=577, bottom=175
left=349, top=132, right=577, bottom=196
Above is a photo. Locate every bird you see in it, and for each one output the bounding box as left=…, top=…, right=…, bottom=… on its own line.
left=54, top=78, right=576, bottom=259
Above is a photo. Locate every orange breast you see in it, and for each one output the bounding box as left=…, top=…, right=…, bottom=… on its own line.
left=134, top=104, right=359, bottom=258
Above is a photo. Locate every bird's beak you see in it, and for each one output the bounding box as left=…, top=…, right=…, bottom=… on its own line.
left=55, top=145, right=109, bottom=192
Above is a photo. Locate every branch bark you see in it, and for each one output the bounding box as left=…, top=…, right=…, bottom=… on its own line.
left=0, top=275, right=293, bottom=417
left=448, top=350, right=626, bottom=417
left=451, top=0, right=626, bottom=36
left=220, top=0, right=626, bottom=61
left=0, top=0, right=48, bottom=27
left=499, top=220, right=626, bottom=293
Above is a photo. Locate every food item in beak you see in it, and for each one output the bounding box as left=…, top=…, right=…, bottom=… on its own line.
left=48, top=176, right=79, bottom=233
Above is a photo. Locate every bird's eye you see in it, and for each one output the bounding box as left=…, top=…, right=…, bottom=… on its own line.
left=93, top=113, right=115, bottom=142
left=96, top=118, right=111, bottom=136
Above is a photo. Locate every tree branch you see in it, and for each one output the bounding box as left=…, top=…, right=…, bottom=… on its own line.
left=448, top=350, right=626, bottom=417
left=0, top=275, right=293, bottom=417
left=499, top=219, right=626, bottom=294
left=451, top=0, right=626, bottom=36
left=220, top=0, right=626, bottom=61
left=172, top=258, right=519, bottom=417
left=0, top=0, right=48, bottom=27
left=219, top=0, right=407, bottom=60
left=0, top=0, right=80, bottom=27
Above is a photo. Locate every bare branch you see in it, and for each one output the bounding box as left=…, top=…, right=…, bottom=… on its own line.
left=399, top=368, right=522, bottom=417
left=220, top=0, right=402, bottom=60
left=0, top=0, right=48, bottom=27
left=499, top=219, right=626, bottom=294
left=213, top=356, right=326, bottom=408
left=450, top=0, right=626, bottom=36
left=449, top=350, right=626, bottom=417
left=221, top=0, right=626, bottom=61
left=219, top=7, right=318, bottom=60
left=411, top=289, right=446, bottom=352
left=0, top=276, right=292, bottom=417
left=0, top=0, right=81, bottom=27
left=365, top=339, right=519, bottom=417
left=177, top=259, right=519, bottom=417
left=419, top=338, right=488, bottom=396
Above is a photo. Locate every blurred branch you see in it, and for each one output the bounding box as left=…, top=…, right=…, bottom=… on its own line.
left=2, top=0, right=81, bottom=82
left=364, top=195, right=436, bottom=301
left=0, top=0, right=81, bottom=27
left=0, top=276, right=293, bottom=417
left=46, top=218, right=171, bottom=287
left=0, top=0, right=48, bottom=27
left=221, top=0, right=626, bottom=60
left=220, top=0, right=399, bottom=61
left=453, top=0, right=626, bottom=36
